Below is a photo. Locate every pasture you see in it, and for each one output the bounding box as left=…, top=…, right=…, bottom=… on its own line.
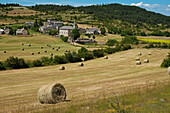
left=0, top=48, right=169, bottom=112
left=0, top=34, right=80, bottom=61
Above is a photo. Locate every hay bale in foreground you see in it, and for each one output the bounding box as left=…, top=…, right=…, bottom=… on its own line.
left=4, top=51, right=6, bottom=53
left=148, top=52, right=152, bottom=55
left=168, top=67, right=170, bottom=75
left=158, top=48, right=161, bottom=50
left=135, top=57, right=140, bottom=61
left=81, top=58, right=85, bottom=62
left=59, top=66, right=65, bottom=70
left=136, top=61, right=141, bottom=65
left=78, top=63, right=84, bottom=67
left=138, top=53, right=142, bottom=56
left=50, top=53, right=53, bottom=56
left=38, top=83, right=66, bottom=104
left=144, top=59, right=149, bottom=63
left=104, top=56, right=108, bottom=59
left=37, top=51, right=40, bottom=54
left=28, top=44, right=31, bottom=47
left=31, top=52, right=34, bottom=55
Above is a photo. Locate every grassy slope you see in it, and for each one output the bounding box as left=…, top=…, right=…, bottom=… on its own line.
left=0, top=34, right=80, bottom=61
left=0, top=48, right=169, bottom=113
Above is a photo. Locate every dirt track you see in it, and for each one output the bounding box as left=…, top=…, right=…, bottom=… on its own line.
left=0, top=48, right=169, bottom=112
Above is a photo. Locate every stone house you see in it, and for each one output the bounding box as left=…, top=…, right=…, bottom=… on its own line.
left=86, top=28, right=99, bottom=35
left=25, top=22, right=34, bottom=27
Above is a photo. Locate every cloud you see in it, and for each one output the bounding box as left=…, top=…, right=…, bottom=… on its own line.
left=168, top=5, right=170, bottom=7
left=166, top=8, right=170, bottom=11
left=131, top=2, right=143, bottom=6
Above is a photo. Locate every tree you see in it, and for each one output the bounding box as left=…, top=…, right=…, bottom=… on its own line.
left=39, top=18, right=43, bottom=26
left=107, top=39, right=118, bottom=46
left=70, top=29, right=80, bottom=40
left=100, top=27, right=106, bottom=35
left=34, top=19, right=38, bottom=27
left=92, top=35, right=96, bottom=39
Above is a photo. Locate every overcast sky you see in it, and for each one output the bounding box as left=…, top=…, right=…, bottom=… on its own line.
left=1, top=0, right=170, bottom=16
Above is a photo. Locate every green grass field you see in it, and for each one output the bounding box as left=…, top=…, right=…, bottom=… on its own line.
left=0, top=34, right=80, bottom=61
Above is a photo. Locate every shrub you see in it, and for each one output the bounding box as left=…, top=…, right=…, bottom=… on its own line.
left=107, top=39, right=118, bottom=46
left=60, top=35, right=68, bottom=42
left=0, top=61, right=6, bottom=70
left=53, top=55, right=68, bottom=64
left=78, top=47, right=88, bottom=53
left=161, top=53, right=170, bottom=68
left=41, top=57, right=52, bottom=65
left=93, top=49, right=104, bottom=58
left=32, top=60, right=43, bottom=67
left=65, top=51, right=81, bottom=63
left=5, top=56, right=29, bottom=69
left=121, top=36, right=138, bottom=44
left=100, top=27, right=106, bottom=35
left=104, top=48, right=115, bottom=54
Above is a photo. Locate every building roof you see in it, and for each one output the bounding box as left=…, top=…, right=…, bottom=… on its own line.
left=60, top=26, right=74, bottom=30
left=16, top=28, right=25, bottom=34
left=86, top=28, right=98, bottom=32
left=0, top=29, right=4, bottom=32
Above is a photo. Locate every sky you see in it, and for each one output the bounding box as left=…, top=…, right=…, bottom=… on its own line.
left=0, top=0, right=170, bottom=16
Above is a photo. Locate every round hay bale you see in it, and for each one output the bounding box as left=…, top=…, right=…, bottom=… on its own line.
left=136, top=61, right=141, bottom=65
left=65, top=50, right=68, bottom=52
left=78, top=63, right=84, bottom=67
left=50, top=53, right=53, bottom=56
left=81, top=58, right=85, bottom=62
left=158, top=48, right=161, bottom=50
left=168, top=67, right=170, bottom=75
left=47, top=44, right=49, bottom=46
left=21, top=48, right=24, bottom=51
left=41, top=47, right=43, bottom=49
left=38, top=83, right=66, bottom=104
left=4, top=51, right=6, bottom=53
left=44, top=50, right=47, bottom=53
left=68, top=50, right=70, bottom=52
left=31, top=52, right=34, bottom=55
left=52, top=48, right=55, bottom=50
left=138, top=53, right=142, bottom=56
left=144, top=59, right=149, bottom=63
left=56, top=49, right=58, bottom=51
left=49, top=45, right=51, bottom=47
left=37, top=51, right=40, bottom=54
left=28, top=44, right=31, bottom=47
left=104, top=56, right=108, bottom=59
left=135, top=57, right=140, bottom=61
left=21, top=43, right=24, bottom=45
left=59, top=66, right=65, bottom=70
left=148, top=52, right=152, bottom=55
left=58, top=47, right=60, bottom=49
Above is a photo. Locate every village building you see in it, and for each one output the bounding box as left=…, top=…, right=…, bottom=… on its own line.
left=86, top=28, right=99, bottom=35
left=25, top=22, right=34, bottom=27
left=59, top=21, right=78, bottom=37
left=4, top=29, right=10, bottom=34
left=0, top=29, right=4, bottom=35
left=16, top=28, right=29, bottom=35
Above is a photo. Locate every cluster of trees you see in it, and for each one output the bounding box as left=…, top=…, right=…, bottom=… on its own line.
left=0, top=3, right=20, bottom=7
left=144, top=43, right=170, bottom=49
left=161, top=53, right=170, bottom=68
left=0, top=45, right=131, bottom=71
left=121, top=36, right=139, bottom=45
left=31, top=4, right=74, bottom=12
left=60, top=35, right=68, bottom=42
left=78, top=4, right=170, bottom=27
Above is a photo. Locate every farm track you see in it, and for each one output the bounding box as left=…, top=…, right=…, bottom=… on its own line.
left=0, top=48, right=169, bottom=113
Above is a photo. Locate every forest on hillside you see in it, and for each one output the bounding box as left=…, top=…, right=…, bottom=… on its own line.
left=31, top=4, right=170, bottom=27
